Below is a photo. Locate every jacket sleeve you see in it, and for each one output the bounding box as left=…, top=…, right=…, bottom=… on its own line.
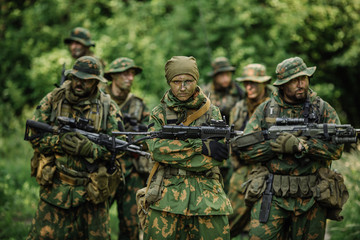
left=29, top=93, right=62, bottom=155
left=237, top=102, right=277, bottom=163
left=300, top=102, right=343, bottom=161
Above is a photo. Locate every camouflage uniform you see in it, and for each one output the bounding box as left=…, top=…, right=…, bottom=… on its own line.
left=202, top=57, right=244, bottom=193
left=233, top=57, right=344, bottom=240
left=64, top=27, right=105, bottom=73
left=144, top=56, right=233, bottom=240
left=27, top=57, right=124, bottom=240
left=228, top=64, right=273, bottom=238
left=103, top=57, right=150, bottom=240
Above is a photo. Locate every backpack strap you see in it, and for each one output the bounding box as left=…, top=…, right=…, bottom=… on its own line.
left=100, top=92, right=112, bottom=130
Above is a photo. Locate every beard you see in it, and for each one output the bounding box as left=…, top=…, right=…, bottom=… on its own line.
left=286, top=88, right=308, bottom=104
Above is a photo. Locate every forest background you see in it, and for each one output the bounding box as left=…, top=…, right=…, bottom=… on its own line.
left=1, top=0, right=359, bottom=239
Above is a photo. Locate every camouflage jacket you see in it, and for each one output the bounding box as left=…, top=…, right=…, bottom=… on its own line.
left=30, top=83, right=123, bottom=209
left=230, top=85, right=274, bottom=131
left=103, top=85, right=150, bottom=175
left=202, top=81, right=244, bottom=123
left=237, top=88, right=343, bottom=212
left=146, top=87, right=233, bottom=216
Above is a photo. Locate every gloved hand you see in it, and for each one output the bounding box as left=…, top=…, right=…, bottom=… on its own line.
left=61, top=132, right=94, bottom=157
left=270, top=131, right=303, bottom=154
left=202, top=139, right=229, bottom=162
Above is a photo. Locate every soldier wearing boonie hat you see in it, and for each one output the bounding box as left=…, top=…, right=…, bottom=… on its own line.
left=64, top=27, right=105, bottom=75
left=202, top=57, right=244, bottom=194
left=103, top=57, right=149, bottom=240
left=26, top=55, right=125, bottom=239
left=227, top=63, right=274, bottom=238
left=231, top=56, right=345, bottom=240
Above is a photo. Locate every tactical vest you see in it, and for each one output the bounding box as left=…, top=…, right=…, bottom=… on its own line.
left=264, top=95, right=324, bottom=128
left=119, top=93, right=145, bottom=122
left=49, top=90, right=112, bottom=131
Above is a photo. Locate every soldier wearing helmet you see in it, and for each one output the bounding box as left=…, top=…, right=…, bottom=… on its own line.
left=231, top=57, right=346, bottom=239
left=227, top=63, right=274, bottom=238
left=103, top=57, right=150, bottom=240
left=64, top=27, right=105, bottom=74
left=27, top=56, right=124, bottom=239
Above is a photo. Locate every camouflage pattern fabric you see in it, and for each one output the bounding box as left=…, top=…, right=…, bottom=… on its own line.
left=236, top=88, right=343, bottom=239
left=144, top=87, right=233, bottom=239
left=202, top=81, right=243, bottom=123
left=27, top=82, right=123, bottom=238
left=144, top=208, right=230, bottom=240
left=202, top=81, right=243, bottom=192
left=27, top=199, right=111, bottom=240
left=249, top=199, right=326, bottom=240
left=228, top=85, right=273, bottom=237
left=103, top=85, right=150, bottom=240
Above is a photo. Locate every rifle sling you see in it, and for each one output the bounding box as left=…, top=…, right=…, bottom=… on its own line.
left=183, top=97, right=211, bottom=126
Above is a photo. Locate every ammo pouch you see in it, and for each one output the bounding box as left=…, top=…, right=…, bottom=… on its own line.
left=31, top=151, right=56, bottom=186
left=86, top=165, right=122, bottom=204
left=272, top=174, right=317, bottom=198
left=243, top=166, right=269, bottom=206
left=315, top=168, right=349, bottom=221
left=145, top=164, right=165, bottom=204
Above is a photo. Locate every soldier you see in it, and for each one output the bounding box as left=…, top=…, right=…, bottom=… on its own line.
left=202, top=56, right=244, bottom=123
left=64, top=27, right=105, bottom=72
left=27, top=56, right=124, bottom=239
left=103, top=57, right=150, bottom=240
left=228, top=64, right=274, bottom=238
left=202, top=56, right=244, bottom=193
left=232, top=57, right=346, bottom=239
left=143, top=56, right=233, bottom=239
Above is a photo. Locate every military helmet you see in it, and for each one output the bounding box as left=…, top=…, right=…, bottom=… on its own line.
left=64, top=27, right=95, bottom=47
left=273, top=57, right=316, bottom=86
left=236, top=64, right=271, bottom=83
left=207, top=57, right=236, bottom=77
left=104, top=57, right=142, bottom=81
left=65, top=56, right=106, bottom=83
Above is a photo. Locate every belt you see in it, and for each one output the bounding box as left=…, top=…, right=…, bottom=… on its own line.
left=55, top=171, right=89, bottom=186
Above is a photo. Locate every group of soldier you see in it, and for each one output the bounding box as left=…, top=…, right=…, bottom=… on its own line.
left=26, top=27, right=348, bottom=240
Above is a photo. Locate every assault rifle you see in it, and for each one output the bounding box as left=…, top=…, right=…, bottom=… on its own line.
left=112, top=119, right=243, bottom=143
left=24, top=116, right=150, bottom=159
left=232, top=117, right=360, bottom=148
left=122, top=113, right=148, bottom=132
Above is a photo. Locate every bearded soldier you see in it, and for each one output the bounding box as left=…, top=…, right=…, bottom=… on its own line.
left=228, top=63, right=274, bottom=238
left=103, top=57, right=150, bottom=240
left=27, top=56, right=124, bottom=239
left=143, top=56, right=233, bottom=239
left=232, top=57, right=346, bottom=239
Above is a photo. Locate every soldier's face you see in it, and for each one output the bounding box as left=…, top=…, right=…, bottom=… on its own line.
left=70, top=76, right=98, bottom=97
left=281, top=75, right=309, bottom=103
left=243, top=81, right=266, bottom=100
left=214, top=72, right=232, bottom=89
left=170, top=74, right=197, bottom=101
left=111, top=69, right=136, bottom=91
left=68, top=41, right=88, bottom=59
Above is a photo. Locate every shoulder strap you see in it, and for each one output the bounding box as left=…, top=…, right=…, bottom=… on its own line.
left=119, top=93, right=134, bottom=110
left=100, top=92, right=112, bottom=130
left=183, top=97, right=211, bottom=126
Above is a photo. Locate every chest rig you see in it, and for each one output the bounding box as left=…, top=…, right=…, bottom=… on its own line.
left=50, top=91, right=111, bottom=132
left=264, top=95, right=324, bottom=128
left=120, top=93, right=145, bottom=122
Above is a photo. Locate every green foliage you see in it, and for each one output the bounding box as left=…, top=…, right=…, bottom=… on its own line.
left=329, top=151, right=360, bottom=240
